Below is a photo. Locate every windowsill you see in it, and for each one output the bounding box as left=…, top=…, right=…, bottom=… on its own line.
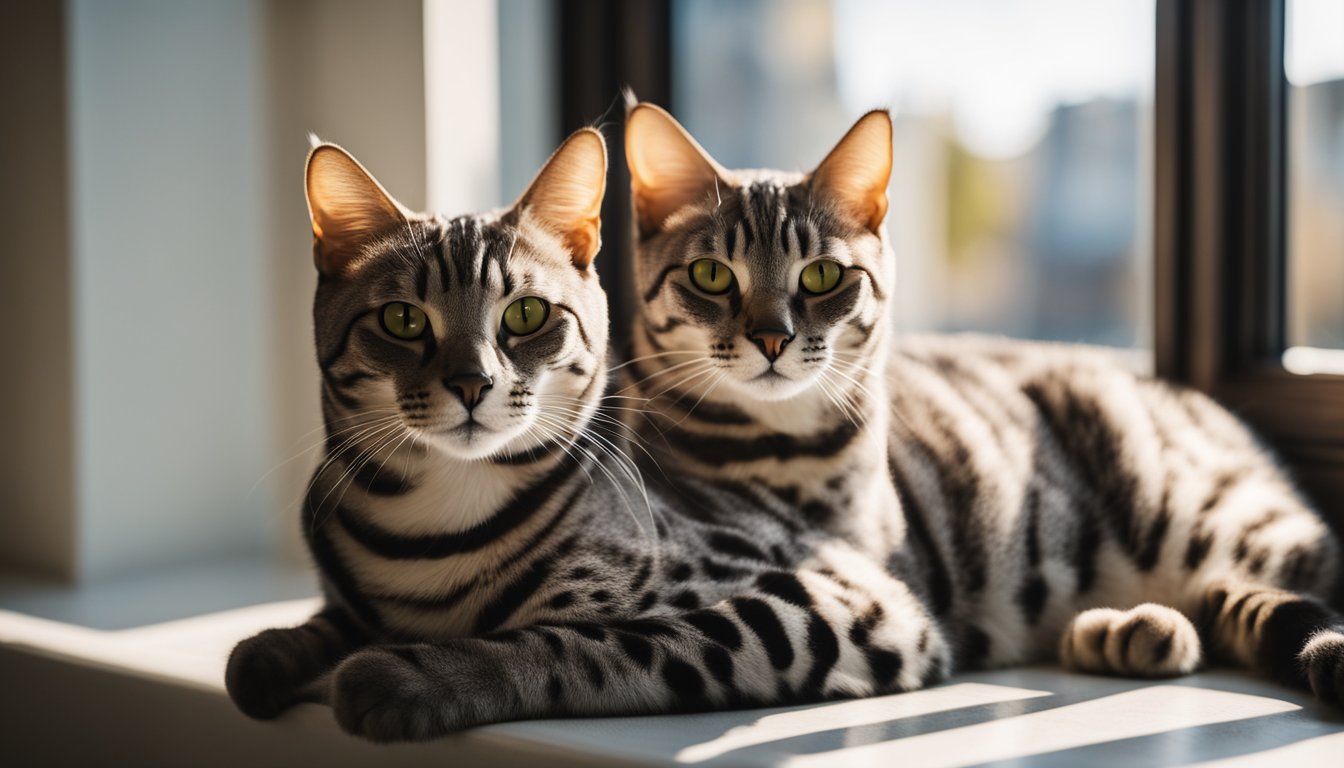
left=0, top=556, right=319, bottom=630
left=4, top=588, right=1344, bottom=766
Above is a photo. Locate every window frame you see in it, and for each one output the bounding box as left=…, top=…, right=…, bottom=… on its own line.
left=556, top=0, right=673, bottom=352
left=1155, top=0, right=1344, bottom=522
left=560, top=0, right=1344, bottom=523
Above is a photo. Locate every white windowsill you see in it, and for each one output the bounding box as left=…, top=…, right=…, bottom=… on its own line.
left=4, top=583, right=1344, bottom=766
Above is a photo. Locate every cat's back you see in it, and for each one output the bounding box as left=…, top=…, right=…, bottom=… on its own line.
left=887, top=332, right=1262, bottom=457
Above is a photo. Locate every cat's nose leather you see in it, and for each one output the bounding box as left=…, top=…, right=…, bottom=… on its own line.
left=444, top=372, right=493, bottom=411
left=749, top=329, right=794, bottom=363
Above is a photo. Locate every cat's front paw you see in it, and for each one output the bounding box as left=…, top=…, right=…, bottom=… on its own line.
left=1061, top=603, right=1202, bottom=678
left=331, top=646, right=474, bottom=742
left=226, top=629, right=311, bottom=719
left=1301, top=630, right=1344, bottom=705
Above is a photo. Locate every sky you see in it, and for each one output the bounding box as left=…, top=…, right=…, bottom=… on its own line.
left=1287, top=0, right=1344, bottom=87
left=834, top=0, right=1344, bottom=159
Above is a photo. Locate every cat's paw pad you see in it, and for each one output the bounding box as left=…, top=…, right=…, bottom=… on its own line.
left=226, top=629, right=310, bottom=720
left=1061, top=603, right=1202, bottom=678
left=1300, top=630, right=1344, bottom=705
left=331, top=646, right=451, bottom=742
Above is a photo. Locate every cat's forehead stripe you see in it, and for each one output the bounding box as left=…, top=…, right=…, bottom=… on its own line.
left=413, top=215, right=519, bottom=297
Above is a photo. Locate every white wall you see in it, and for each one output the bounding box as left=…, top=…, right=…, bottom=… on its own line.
left=262, top=0, right=429, bottom=563
left=3, top=0, right=513, bottom=582
left=69, top=0, right=273, bottom=579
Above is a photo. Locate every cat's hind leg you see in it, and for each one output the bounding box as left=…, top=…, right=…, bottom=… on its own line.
left=1060, top=603, right=1203, bottom=678
left=1201, top=580, right=1344, bottom=703
left=226, top=604, right=370, bottom=719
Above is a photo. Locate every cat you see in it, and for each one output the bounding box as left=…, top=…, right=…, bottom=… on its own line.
left=621, top=100, right=1344, bottom=700
left=227, top=125, right=951, bottom=742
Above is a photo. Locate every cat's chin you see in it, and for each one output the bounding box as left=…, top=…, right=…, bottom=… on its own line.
left=725, top=368, right=817, bottom=402
left=414, top=423, right=514, bottom=462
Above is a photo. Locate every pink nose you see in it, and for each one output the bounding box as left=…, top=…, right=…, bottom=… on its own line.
left=749, top=329, right=793, bottom=363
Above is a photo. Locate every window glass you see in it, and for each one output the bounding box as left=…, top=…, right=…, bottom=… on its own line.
left=673, top=0, right=1154, bottom=350
left=1285, top=0, right=1344, bottom=367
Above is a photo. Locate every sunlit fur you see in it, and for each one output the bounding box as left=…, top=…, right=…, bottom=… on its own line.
left=225, top=110, right=1344, bottom=744
left=624, top=101, right=1344, bottom=707
left=228, top=131, right=956, bottom=741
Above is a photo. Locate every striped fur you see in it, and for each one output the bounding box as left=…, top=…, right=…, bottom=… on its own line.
left=227, top=110, right=1344, bottom=741
left=623, top=103, right=1344, bottom=709
left=227, top=130, right=953, bottom=741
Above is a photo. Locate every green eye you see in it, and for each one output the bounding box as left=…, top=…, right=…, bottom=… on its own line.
left=503, top=296, right=549, bottom=336
left=800, top=260, right=844, bottom=295
left=689, top=259, right=734, bottom=294
left=380, top=301, right=428, bottom=340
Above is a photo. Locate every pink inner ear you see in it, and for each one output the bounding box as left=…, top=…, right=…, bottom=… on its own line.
left=627, top=105, right=729, bottom=236
left=566, top=222, right=601, bottom=269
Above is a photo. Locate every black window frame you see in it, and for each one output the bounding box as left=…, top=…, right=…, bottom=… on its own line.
left=557, top=0, right=1344, bottom=526
left=1156, top=0, right=1344, bottom=524
left=556, top=0, right=672, bottom=354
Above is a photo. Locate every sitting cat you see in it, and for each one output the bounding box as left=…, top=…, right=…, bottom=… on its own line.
left=227, top=126, right=950, bottom=741
left=621, top=101, right=1344, bottom=700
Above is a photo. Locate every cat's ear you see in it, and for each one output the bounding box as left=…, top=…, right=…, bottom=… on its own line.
left=810, top=110, right=893, bottom=235
left=626, top=103, right=732, bottom=238
left=514, top=127, right=608, bottom=270
left=305, top=142, right=410, bottom=276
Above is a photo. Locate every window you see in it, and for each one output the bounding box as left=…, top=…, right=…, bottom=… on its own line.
left=1155, top=0, right=1344, bottom=531
left=672, top=0, right=1155, bottom=351
left=561, top=0, right=1343, bottom=530
left=1284, top=0, right=1344, bottom=373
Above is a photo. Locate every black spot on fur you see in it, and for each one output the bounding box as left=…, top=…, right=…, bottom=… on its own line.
left=866, top=648, right=903, bottom=690
left=670, top=590, right=702, bottom=609
left=685, top=610, right=743, bottom=650
left=848, top=604, right=884, bottom=647
left=616, top=632, right=654, bottom=669
left=663, top=658, right=708, bottom=708
left=756, top=572, right=812, bottom=608
left=700, top=557, right=750, bottom=580
left=800, top=501, right=832, bottom=525
left=630, top=560, right=654, bottom=592
left=803, top=612, right=840, bottom=696
left=582, top=654, right=606, bottom=690
left=708, top=532, right=770, bottom=562
left=1017, top=576, right=1049, bottom=625
left=539, top=630, right=564, bottom=658
left=702, top=646, right=736, bottom=689
left=622, top=618, right=678, bottom=638
left=961, top=626, right=991, bottom=668
left=733, top=597, right=793, bottom=670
